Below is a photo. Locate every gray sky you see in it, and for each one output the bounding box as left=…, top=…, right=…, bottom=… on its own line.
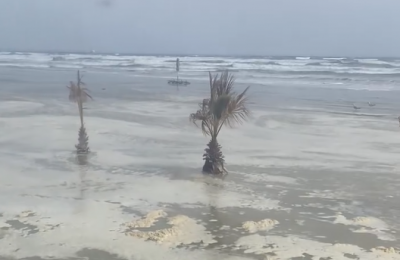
left=0, top=0, right=399, bottom=57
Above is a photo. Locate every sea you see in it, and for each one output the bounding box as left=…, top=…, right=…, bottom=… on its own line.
left=0, top=51, right=400, bottom=259
left=2, top=51, right=400, bottom=89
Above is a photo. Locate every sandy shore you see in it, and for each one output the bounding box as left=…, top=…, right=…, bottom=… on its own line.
left=0, top=68, right=399, bottom=259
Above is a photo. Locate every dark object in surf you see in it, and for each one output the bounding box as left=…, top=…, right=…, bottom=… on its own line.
left=67, top=70, right=93, bottom=154
left=189, top=71, right=250, bottom=177
left=168, top=58, right=191, bottom=86
left=168, top=79, right=191, bottom=86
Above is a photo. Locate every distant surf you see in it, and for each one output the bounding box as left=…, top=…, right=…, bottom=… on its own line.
left=1, top=51, right=400, bottom=91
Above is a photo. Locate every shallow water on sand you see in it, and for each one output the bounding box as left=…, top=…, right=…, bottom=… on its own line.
left=0, top=68, right=400, bottom=259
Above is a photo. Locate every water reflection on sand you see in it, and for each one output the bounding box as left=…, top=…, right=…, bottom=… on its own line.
left=0, top=69, right=399, bottom=259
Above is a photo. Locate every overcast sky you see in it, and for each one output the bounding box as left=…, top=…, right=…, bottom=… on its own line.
left=0, top=0, right=399, bottom=57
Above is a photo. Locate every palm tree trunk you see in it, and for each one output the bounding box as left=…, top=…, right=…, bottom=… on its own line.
left=78, top=98, right=84, bottom=127
left=202, top=136, right=225, bottom=175
left=75, top=97, right=89, bottom=154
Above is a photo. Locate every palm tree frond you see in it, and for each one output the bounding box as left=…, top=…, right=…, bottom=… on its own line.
left=208, top=72, right=213, bottom=96
left=223, top=86, right=251, bottom=127
left=189, top=112, right=201, bottom=124
left=210, top=72, right=218, bottom=102
left=191, top=70, right=250, bottom=137
left=214, top=71, right=235, bottom=96
left=81, top=89, right=93, bottom=101
left=212, top=94, right=231, bottom=120
left=67, top=81, right=93, bottom=103
left=201, top=120, right=212, bottom=136
left=190, top=110, right=212, bottom=136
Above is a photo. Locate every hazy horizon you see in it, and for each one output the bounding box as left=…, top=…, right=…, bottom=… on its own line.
left=1, top=0, right=400, bottom=57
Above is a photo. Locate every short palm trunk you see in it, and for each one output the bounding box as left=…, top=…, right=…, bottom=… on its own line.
left=75, top=125, right=89, bottom=154
left=202, top=138, right=226, bottom=176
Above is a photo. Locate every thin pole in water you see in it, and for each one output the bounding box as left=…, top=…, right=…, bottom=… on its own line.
left=176, top=58, right=180, bottom=81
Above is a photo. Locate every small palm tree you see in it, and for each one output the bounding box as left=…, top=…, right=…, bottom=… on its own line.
left=190, top=71, right=250, bottom=176
left=67, top=70, right=93, bottom=154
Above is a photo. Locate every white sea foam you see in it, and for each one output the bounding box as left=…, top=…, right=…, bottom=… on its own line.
left=0, top=204, right=252, bottom=260
left=235, top=234, right=400, bottom=259
left=334, top=214, right=395, bottom=241
left=241, top=219, right=279, bottom=233
left=124, top=210, right=217, bottom=247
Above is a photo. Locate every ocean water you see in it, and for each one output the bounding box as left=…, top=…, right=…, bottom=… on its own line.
left=2, top=51, right=400, bottom=90
left=0, top=52, right=400, bottom=259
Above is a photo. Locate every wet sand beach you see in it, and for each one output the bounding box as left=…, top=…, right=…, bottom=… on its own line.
left=0, top=67, right=400, bottom=259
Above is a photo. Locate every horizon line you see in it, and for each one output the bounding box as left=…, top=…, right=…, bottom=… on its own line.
left=1, top=49, right=400, bottom=60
